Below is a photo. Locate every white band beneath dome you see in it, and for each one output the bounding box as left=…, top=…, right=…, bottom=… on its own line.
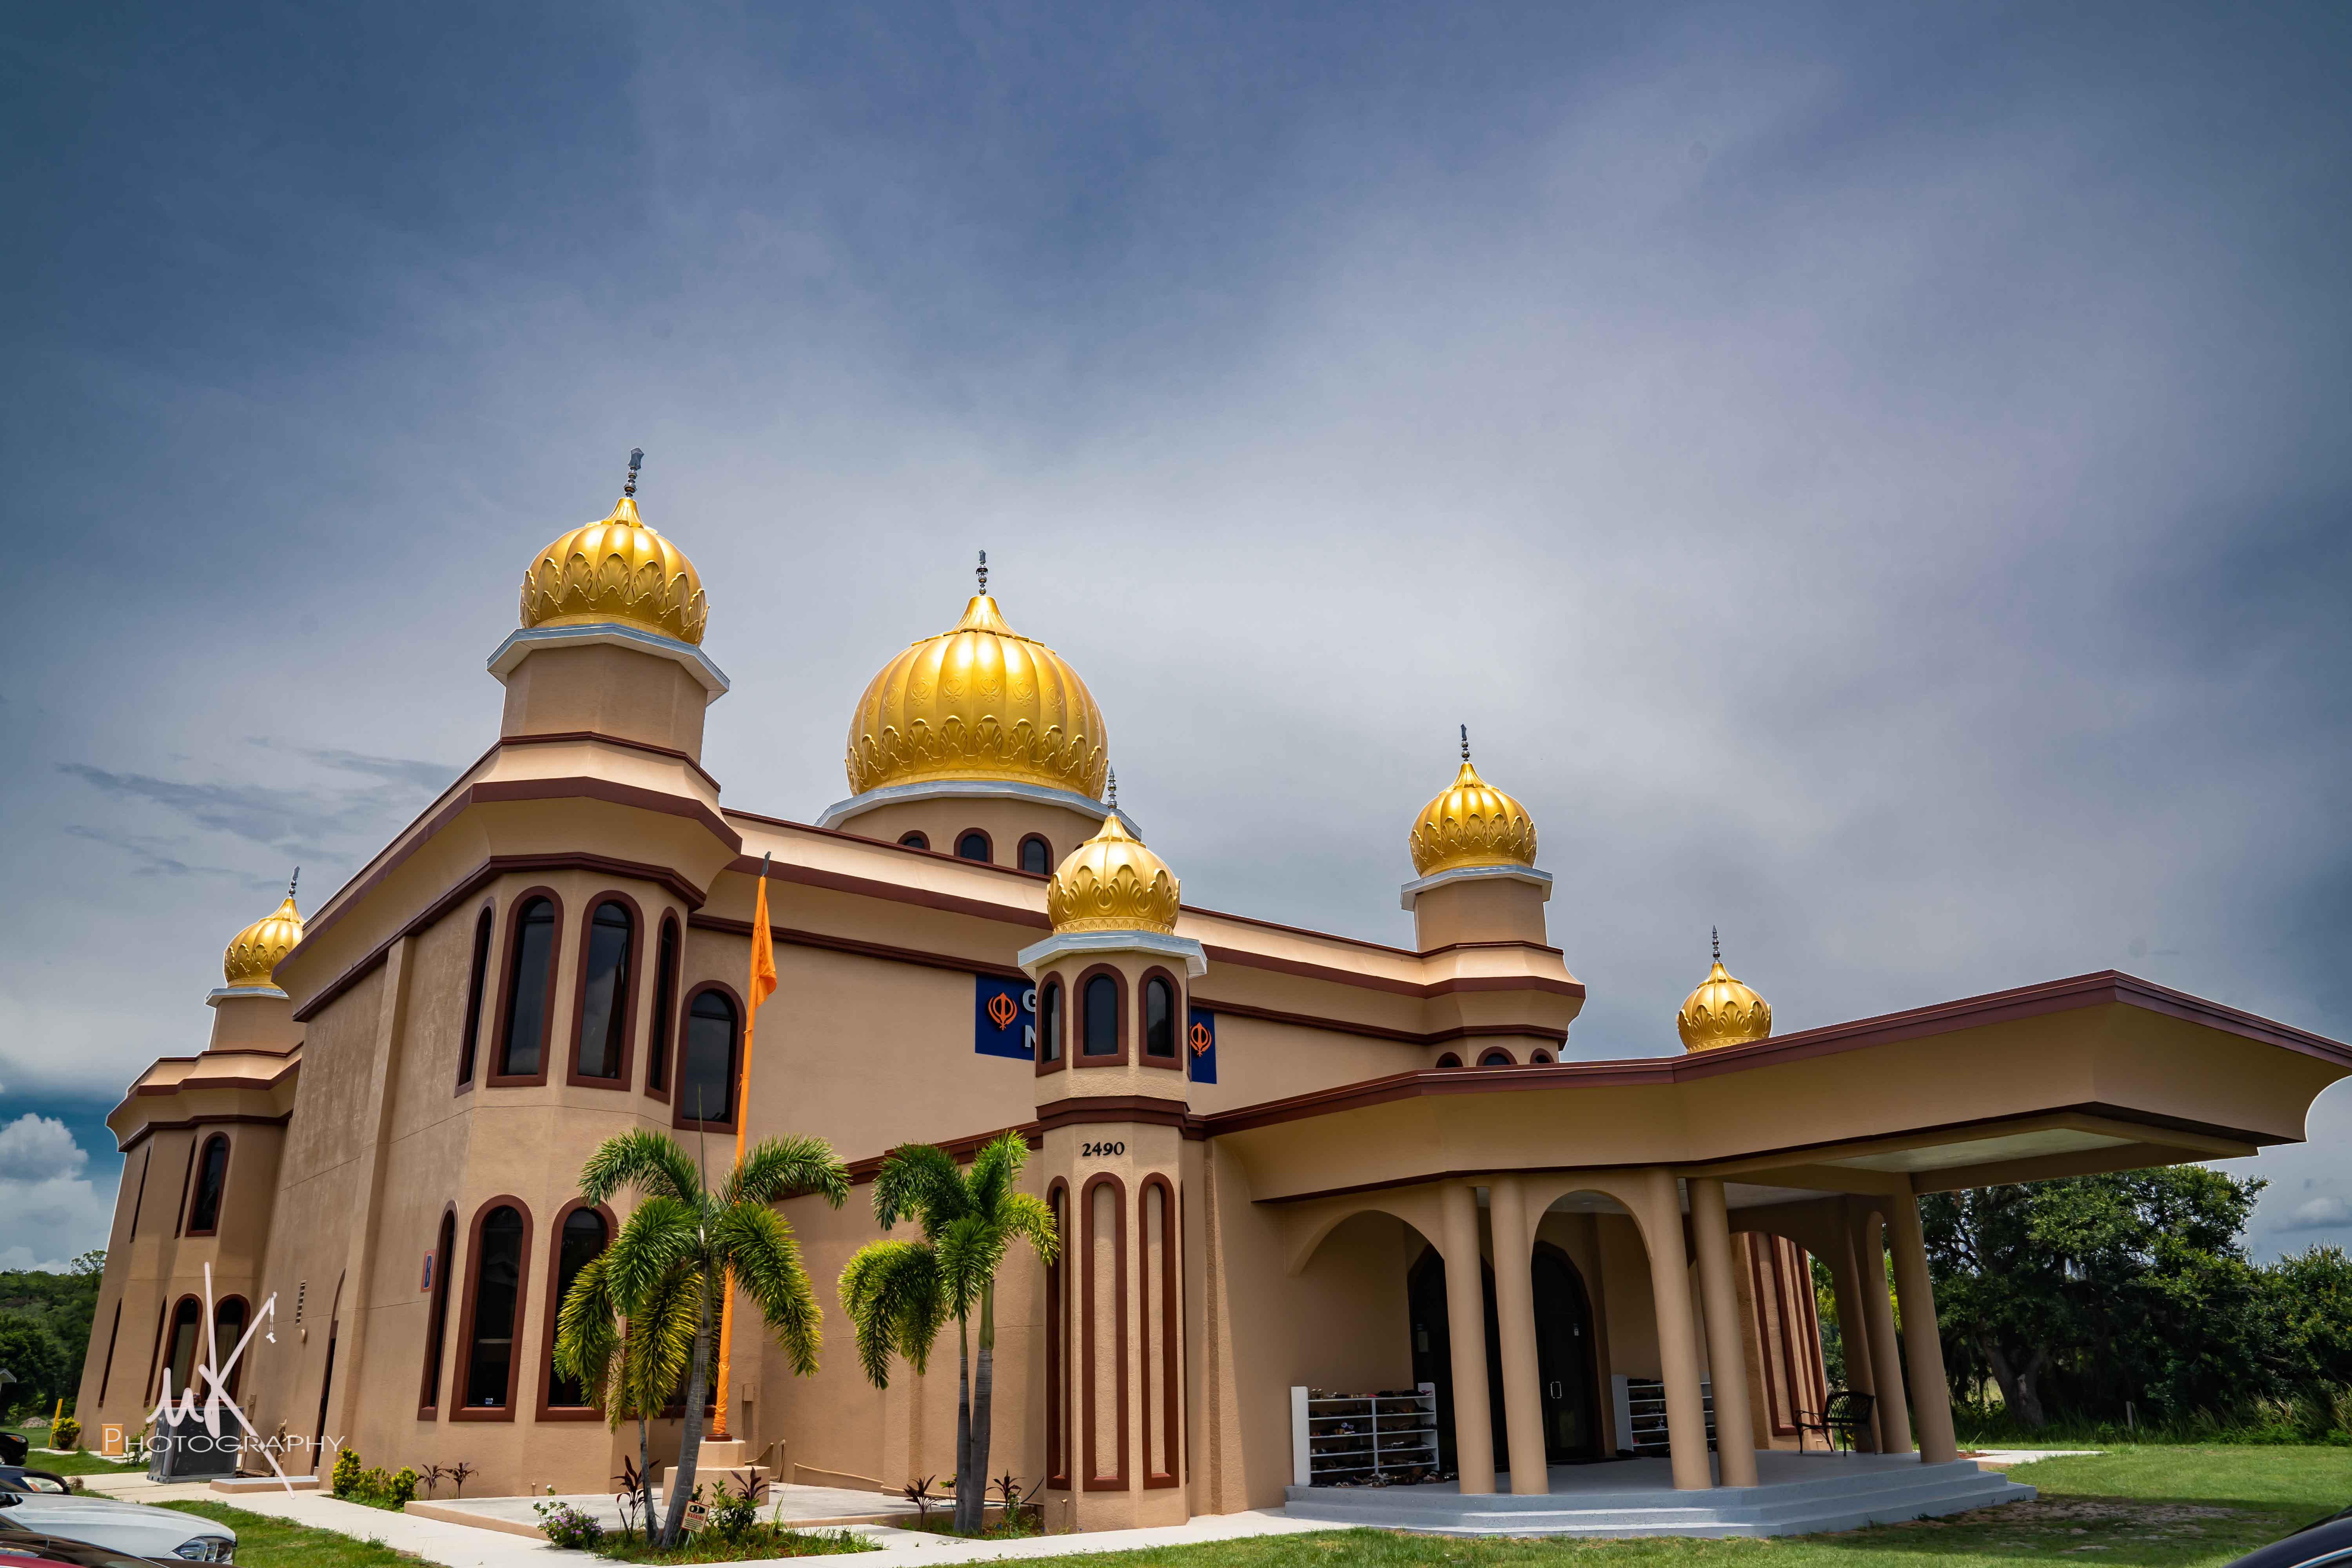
left=486, top=623, right=731, bottom=699
left=1016, top=929, right=1207, bottom=977
left=819, top=777, right=1140, bottom=835
left=207, top=984, right=289, bottom=1006
left=1398, top=862, right=1554, bottom=911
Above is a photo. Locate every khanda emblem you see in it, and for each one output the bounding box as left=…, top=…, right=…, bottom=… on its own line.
left=988, top=992, right=1019, bottom=1030
left=1189, top=1021, right=1212, bottom=1055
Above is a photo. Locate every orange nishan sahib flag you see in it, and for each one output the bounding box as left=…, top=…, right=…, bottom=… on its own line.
left=749, top=870, right=777, bottom=1013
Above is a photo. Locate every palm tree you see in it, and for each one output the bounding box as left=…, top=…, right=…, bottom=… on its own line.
left=573, top=1128, right=850, bottom=1547
left=552, top=1251, right=697, bottom=1544
left=838, top=1132, right=1058, bottom=1536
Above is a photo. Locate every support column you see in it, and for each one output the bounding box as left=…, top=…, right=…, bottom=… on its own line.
left=1686, top=1180, right=1758, bottom=1486
left=1437, top=1182, right=1496, bottom=1495
left=1824, top=1221, right=1880, bottom=1452
left=1885, top=1191, right=1959, bottom=1463
left=1641, top=1169, right=1713, bottom=1491
left=1487, top=1176, right=1550, bottom=1495
left=1851, top=1200, right=1913, bottom=1455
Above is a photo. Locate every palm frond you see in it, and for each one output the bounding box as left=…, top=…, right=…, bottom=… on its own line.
left=601, top=1194, right=701, bottom=1316
left=871, top=1144, right=967, bottom=1235
left=622, top=1264, right=703, bottom=1417
left=553, top=1253, right=621, bottom=1396
left=999, top=1191, right=1061, bottom=1267
left=965, top=1132, right=1026, bottom=1216
left=935, top=1214, right=1007, bottom=1318
left=838, top=1240, right=948, bottom=1387
left=729, top=1135, right=851, bottom=1210
left=719, top=1201, right=825, bottom=1376
left=579, top=1129, right=702, bottom=1206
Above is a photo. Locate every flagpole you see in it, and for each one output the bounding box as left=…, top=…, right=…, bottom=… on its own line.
left=712, top=852, right=773, bottom=1446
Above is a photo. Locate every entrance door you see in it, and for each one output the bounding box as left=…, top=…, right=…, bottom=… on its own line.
left=1530, top=1244, right=1604, bottom=1462
left=1406, top=1249, right=1506, bottom=1473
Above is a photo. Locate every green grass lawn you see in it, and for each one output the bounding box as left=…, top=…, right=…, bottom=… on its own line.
left=161, top=1499, right=421, bottom=1566
left=20, top=1448, right=144, bottom=1477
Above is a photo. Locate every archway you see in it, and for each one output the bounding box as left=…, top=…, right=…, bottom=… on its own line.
left=1409, top=1243, right=1604, bottom=1469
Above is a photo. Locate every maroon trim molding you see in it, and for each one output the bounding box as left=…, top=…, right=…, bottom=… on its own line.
left=487, top=887, right=563, bottom=1088
left=672, top=980, right=745, bottom=1133
left=690, top=914, right=1029, bottom=984
left=450, top=1195, right=534, bottom=1422
left=1140, top=1174, right=1180, bottom=1488
left=498, top=730, right=723, bottom=796
left=843, top=1125, right=1044, bottom=1185
left=1080, top=1172, right=1129, bottom=1491
left=564, top=890, right=645, bottom=1090
left=535, top=1199, right=618, bottom=1420
left=723, top=854, right=1051, bottom=931
left=1074, top=965, right=1130, bottom=1067
left=1035, top=1096, right=1197, bottom=1136
left=116, top=1112, right=292, bottom=1157
left=1045, top=1179, right=1069, bottom=1491
left=1193, top=994, right=1570, bottom=1050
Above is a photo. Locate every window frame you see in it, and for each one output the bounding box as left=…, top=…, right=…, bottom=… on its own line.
left=1434, top=1052, right=1463, bottom=1069
left=536, top=1199, right=617, bottom=1419
left=1017, top=835, right=1053, bottom=875
left=565, top=891, right=644, bottom=1089
left=1138, top=968, right=1183, bottom=1070
left=644, top=913, right=681, bottom=1102
left=1034, top=973, right=1067, bottom=1076
left=1074, top=965, right=1129, bottom=1067
left=898, top=831, right=930, bottom=851
left=671, top=980, right=745, bottom=1133
left=210, top=1295, right=251, bottom=1401
left=184, top=1132, right=232, bottom=1237
left=159, top=1294, right=203, bottom=1402
left=450, top=1196, right=534, bottom=1422
left=1478, top=1047, right=1517, bottom=1067
left=456, top=903, right=495, bottom=1093
left=955, top=828, right=994, bottom=864
left=488, top=888, right=565, bottom=1087
left=418, top=1205, right=457, bottom=1417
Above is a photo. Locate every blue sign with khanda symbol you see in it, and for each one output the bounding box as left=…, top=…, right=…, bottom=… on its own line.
left=974, top=976, right=1037, bottom=1060
left=1187, top=1007, right=1217, bottom=1083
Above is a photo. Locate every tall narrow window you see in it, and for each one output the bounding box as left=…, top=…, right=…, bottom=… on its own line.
left=186, top=1134, right=230, bottom=1235
left=457, top=907, right=493, bottom=1087
left=97, top=1300, right=123, bottom=1404
left=1038, top=979, right=1062, bottom=1063
left=956, top=830, right=991, bottom=862
left=645, top=916, right=680, bottom=1094
left=1143, top=977, right=1176, bottom=1058
left=678, top=989, right=739, bottom=1125
left=420, top=1210, right=456, bottom=1412
left=212, top=1298, right=249, bottom=1399
left=463, top=1205, right=526, bottom=1408
left=1019, top=835, right=1052, bottom=874
left=497, top=897, right=558, bottom=1078
left=162, top=1297, right=202, bottom=1399
left=573, top=900, right=634, bottom=1081
left=1083, top=975, right=1120, bottom=1057
left=546, top=1208, right=610, bottom=1407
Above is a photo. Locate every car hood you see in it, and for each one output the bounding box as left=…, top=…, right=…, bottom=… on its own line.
left=0, top=1492, right=234, bottom=1553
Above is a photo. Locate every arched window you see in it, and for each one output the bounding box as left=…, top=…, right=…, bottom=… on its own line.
left=677, top=988, right=740, bottom=1127
left=1038, top=979, right=1062, bottom=1063
left=1531, top=1049, right=1553, bottom=1064
left=1479, top=1048, right=1515, bottom=1067
left=419, top=1209, right=456, bottom=1412
left=1019, top=835, right=1053, bottom=875
left=186, top=1134, right=230, bottom=1235
left=899, top=832, right=930, bottom=851
left=1143, top=976, right=1177, bottom=1059
left=161, top=1296, right=201, bottom=1399
left=212, top=1297, right=249, bottom=1399
left=457, top=906, right=493, bottom=1089
left=545, top=1207, right=610, bottom=1408
left=573, top=899, right=635, bottom=1082
left=1435, top=1052, right=1463, bottom=1069
left=956, top=829, right=991, bottom=862
left=496, top=895, right=561, bottom=1080
left=1082, top=974, right=1120, bottom=1058
left=461, top=1204, right=528, bottom=1410
left=645, top=916, right=680, bottom=1096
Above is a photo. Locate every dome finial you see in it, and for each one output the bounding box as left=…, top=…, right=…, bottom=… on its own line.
left=1712, top=924, right=1720, bottom=962
left=976, top=549, right=988, bottom=596
left=1106, top=766, right=1118, bottom=810
left=624, top=447, right=644, bottom=498
left=1460, top=723, right=1470, bottom=762
left=289, top=866, right=300, bottom=902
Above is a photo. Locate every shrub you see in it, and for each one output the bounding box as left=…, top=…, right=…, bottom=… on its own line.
left=331, top=1447, right=364, bottom=1496
left=389, top=1466, right=419, bottom=1508
left=49, top=1416, right=80, bottom=1452
left=534, top=1499, right=606, bottom=1550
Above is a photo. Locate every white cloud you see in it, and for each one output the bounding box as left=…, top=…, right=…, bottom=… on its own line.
left=2279, top=1194, right=2352, bottom=1232
left=0, top=1116, right=89, bottom=1183
left=0, top=1119, right=109, bottom=1270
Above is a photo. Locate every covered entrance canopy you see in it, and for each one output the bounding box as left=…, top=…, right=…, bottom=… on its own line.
left=1210, top=971, right=2351, bottom=1497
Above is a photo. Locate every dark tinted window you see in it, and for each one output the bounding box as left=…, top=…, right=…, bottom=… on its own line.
left=164, top=1297, right=201, bottom=1397
left=1039, top=980, right=1062, bottom=1063
left=1083, top=975, right=1119, bottom=1056
left=465, top=1205, right=525, bottom=1407
left=1480, top=1049, right=1514, bottom=1067
left=679, top=991, right=739, bottom=1123
left=1020, top=837, right=1051, bottom=874
left=1435, top=1053, right=1462, bottom=1069
left=646, top=918, right=679, bottom=1092
left=1144, top=978, right=1176, bottom=1058
left=546, top=1209, right=609, bottom=1406
left=187, top=1136, right=230, bottom=1233
left=899, top=832, right=929, bottom=851
left=420, top=1210, right=456, bottom=1408
left=212, top=1298, right=248, bottom=1398
left=574, top=901, right=634, bottom=1080
left=956, top=831, right=991, bottom=862
left=458, top=908, right=493, bottom=1086
left=499, top=898, right=557, bottom=1076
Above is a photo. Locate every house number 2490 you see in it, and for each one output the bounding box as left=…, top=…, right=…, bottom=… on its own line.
left=1082, top=1140, right=1126, bottom=1158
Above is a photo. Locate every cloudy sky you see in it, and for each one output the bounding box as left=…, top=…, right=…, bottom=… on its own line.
left=3, top=3, right=2347, bottom=1271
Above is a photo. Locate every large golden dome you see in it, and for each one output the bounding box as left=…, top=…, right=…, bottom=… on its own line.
left=1676, top=933, right=1772, bottom=1051
left=1408, top=733, right=1538, bottom=876
left=1047, top=809, right=1180, bottom=935
left=846, top=580, right=1107, bottom=797
left=223, top=880, right=305, bottom=989
left=519, top=470, right=707, bottom=646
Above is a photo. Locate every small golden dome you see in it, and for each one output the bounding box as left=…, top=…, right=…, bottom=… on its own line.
left=223, top=881, right=305, bottom=989
left=846, top=569, right=1106, bottom=798
left=1677, top=933, right=1771, bottom=1051
left=1408, top=733, right=1537, bottom=876
left=1047, top=808, right=1180, bottom=935
left=519, top=477, right=708, bottom=646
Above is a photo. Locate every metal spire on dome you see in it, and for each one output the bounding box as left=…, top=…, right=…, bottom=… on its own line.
left=1105, top=766, right=1118, bottom=811
left=624, top=447, right=644, bottom=497
left=976, top=550, right=988, bottom=595
left=1712, top=925, right=1721, bottom=963
left=1460, top=724, right=1470, bottom=762
left=288, top=867, right=300, bottom=902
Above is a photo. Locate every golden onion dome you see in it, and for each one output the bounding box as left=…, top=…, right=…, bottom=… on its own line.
left=519, top=466, right=708, bottom=646
left=1046, top=807, right=1181, bottom=936
left=1408, top=732, right=1538, bottom=876
left=846, top=567, right=1107, bottom=798
left=223, top=879, right=305, bottom=989
left=1676, top=933, right=1772, bottom=1051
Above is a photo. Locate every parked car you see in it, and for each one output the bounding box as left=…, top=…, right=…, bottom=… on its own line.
left=0, top=1468, right=74, bottom=1494
left=0, top=1488, right=233, bottom=1562
left=2222, top=1504, right=2352, bottom=1568
left=0, top=1523, right=169, bottom=1567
